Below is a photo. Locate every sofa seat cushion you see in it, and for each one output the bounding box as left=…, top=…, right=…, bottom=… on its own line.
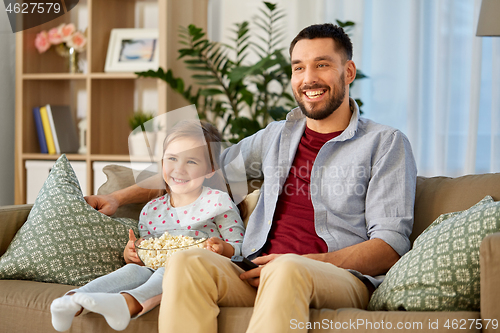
left=0, top=279, right=159, bottom=333
left=0, top=155, right=139, bottom=286
left=369, top=195, right=500, bottom=311
left=0, top=279, right=480, bottom=333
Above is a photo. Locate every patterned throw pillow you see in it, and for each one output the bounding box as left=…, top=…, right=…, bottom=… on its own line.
left=0, top=155, right=139, bottom=286
left=369, top=195, right=500, bottom=311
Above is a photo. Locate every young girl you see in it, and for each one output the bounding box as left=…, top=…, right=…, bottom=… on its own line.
left=50, top=120, right=246, bottom=331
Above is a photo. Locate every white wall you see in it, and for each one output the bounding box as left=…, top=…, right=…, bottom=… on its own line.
left=0, top=5, right=15, bottom=206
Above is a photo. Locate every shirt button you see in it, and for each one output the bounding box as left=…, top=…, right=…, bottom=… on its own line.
left=268, top=220, right=272, bottom=225
left=252, top=248, right=256, bottom=252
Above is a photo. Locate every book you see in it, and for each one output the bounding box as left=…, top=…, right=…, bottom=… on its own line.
left=46, top=105, right=80, bottom=153
left=32, top=106, right=48, bottom=154
left=45, top=104, right=61, bottom=154
left=39, top=106, right=56, bottom=154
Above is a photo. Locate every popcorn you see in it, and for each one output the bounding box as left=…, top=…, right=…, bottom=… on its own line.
left=136, top=231, right=206, bottom=270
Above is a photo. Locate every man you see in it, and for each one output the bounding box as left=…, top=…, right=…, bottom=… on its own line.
left=86, top=24, right=417, bottom=333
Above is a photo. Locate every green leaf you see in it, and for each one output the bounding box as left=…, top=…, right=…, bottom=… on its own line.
left=199, top=88, right=225, bottom=96
left=186, top=66, right=212, bottom=72
left=196, top=81, right=221, bottom=86
left=263, top=2, right=277, bottom=11
left=336, top=20, right=355, bottom=28
left=253, top=20, right=270, bottom=34
left=258, top=8, right=272, bottom=19
left=268, top=106, right=288, bottom=121
left=238, top=88, right=254, bottom=107
left=356, top=70, right=368, bottom=80
left=355, top=98, right=364, bottom=115
left=229, top=117, right=262, bottom=140
left=191, top=74, right=217, bottom=80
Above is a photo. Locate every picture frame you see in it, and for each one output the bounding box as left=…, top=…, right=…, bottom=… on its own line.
left=104, top=29, right=159, bottom=73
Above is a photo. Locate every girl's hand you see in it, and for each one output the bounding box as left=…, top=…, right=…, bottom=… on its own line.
left=124, top=229, right=143, bottom=265
left=205, top=237, right=235, bottom=258
left=205, top=237, right=225, bottom=255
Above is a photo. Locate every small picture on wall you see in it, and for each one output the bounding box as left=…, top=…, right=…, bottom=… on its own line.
left=105, top=29, right=159, bottom=72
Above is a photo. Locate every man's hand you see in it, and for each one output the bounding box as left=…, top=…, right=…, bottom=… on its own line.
left=84, top=194, right=120, bottom=216
left=124, top=229, right=143, bottom=265
left=238, top=254, right=282, bottom=288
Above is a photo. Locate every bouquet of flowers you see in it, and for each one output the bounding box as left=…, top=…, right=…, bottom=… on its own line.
left=35, top=23, right=87, bottom=54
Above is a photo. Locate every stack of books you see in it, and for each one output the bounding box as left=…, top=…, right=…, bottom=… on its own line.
left=33, top=105, right=80, bottom=154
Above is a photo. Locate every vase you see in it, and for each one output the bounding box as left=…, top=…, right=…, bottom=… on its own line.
left=68, top=47, right=80, bottom=74
left=55, top=44, right=81, bottom=73
left=129, top=131, right=157, bottom=158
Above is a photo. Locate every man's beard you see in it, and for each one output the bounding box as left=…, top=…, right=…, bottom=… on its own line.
left=294, top=74, right=346, bottom=120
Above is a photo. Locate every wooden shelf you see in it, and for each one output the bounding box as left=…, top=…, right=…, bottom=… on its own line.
left=22, top=73, right=87, bottom=80
left=22, top=153, right=88, bottom=161
left=15, top=0, right=209, bottom=204
left=90, top=73, right=139, bottom=79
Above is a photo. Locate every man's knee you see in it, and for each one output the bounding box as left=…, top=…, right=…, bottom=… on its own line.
left=262, top=254, right=309, bottom=278
left=166, top=248, right=211, bottom=268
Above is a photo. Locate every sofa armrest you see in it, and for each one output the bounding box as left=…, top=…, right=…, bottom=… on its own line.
left=0, top=204, right=32, bottom=256
left=480, top=232, right=500, bottom=333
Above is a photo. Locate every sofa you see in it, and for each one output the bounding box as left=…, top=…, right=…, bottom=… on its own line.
left=1, top=168, right=500, bottom=333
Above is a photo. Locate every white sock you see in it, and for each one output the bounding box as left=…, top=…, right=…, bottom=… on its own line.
left=50, top=295, right=82, bottom=332
left=72, top=293, right=131, bottom=331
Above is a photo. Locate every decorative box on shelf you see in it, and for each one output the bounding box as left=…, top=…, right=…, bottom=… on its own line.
left=25, top=159, right=87, bottom=204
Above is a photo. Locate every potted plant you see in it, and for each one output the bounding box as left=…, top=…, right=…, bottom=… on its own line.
left=128, top=111, right=157, bottom=157
left=137, top=2, right=366, bottom=142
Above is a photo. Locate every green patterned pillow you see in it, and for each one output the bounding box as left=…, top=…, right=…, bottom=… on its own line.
left=0, top=155, right=138, bottom=286
left=369, top=195, right=500, bottom=311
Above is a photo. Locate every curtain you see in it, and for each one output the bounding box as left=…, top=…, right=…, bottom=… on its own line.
left=209, top=0, right=499, bottom=177
left=324, top=0, right=500, bottom=177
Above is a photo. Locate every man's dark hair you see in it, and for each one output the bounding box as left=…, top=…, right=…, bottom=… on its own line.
left=289, top=23, right=353, bottom=62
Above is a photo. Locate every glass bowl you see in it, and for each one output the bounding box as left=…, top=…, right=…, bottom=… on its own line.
left=135, top=229, right=208, bottom=269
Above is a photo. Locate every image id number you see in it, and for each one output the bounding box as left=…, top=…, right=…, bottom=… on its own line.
left=444, top=319, right=498, bottom=330
left=5, top=2, right=62, bottom=14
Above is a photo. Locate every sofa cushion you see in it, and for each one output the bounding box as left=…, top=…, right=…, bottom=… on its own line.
left=412, top=173, right=500, bottom=244
left=369, top=195, right=500, bottom=311
left=0, top=155, right=138, bottom=286
left=97, top=164, right=157, bottom=220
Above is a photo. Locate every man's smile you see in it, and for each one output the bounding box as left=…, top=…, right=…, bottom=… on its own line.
left=304, top=89, right=327, bottom=99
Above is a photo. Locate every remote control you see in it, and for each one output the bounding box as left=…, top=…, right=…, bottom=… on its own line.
left=231, top=255, right=259, bottom=271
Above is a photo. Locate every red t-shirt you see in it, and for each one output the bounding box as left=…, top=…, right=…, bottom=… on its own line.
left=263, top=126, right=343, bottom=255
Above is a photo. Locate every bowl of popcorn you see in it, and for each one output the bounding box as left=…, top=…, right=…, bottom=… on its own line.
left=135, top=229, right=208, bottom=269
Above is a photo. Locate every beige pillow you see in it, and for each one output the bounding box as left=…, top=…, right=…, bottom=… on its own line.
left=97, top=165, right=158, bottom=220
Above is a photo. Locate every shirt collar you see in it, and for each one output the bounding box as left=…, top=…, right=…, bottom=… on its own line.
left=286, top=97, right=360, bottom=141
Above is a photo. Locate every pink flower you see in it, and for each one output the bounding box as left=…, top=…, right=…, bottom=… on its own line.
left=34, top=31, right=50, bottom=53
left=67, top=31, right=87, bottom=52
left=47, top=27, right=63, bottom=45
left=60, top=23, right=76, bottom=42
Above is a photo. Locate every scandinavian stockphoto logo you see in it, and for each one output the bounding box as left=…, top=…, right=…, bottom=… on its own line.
left=3, top=0, right=79, bottom=33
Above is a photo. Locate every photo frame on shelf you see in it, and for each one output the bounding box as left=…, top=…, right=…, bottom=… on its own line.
left=104, top=29, right=159, bottom=72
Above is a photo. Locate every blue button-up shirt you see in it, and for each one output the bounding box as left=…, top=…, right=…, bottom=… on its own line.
left=222, top=98, right=417, bottom=286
